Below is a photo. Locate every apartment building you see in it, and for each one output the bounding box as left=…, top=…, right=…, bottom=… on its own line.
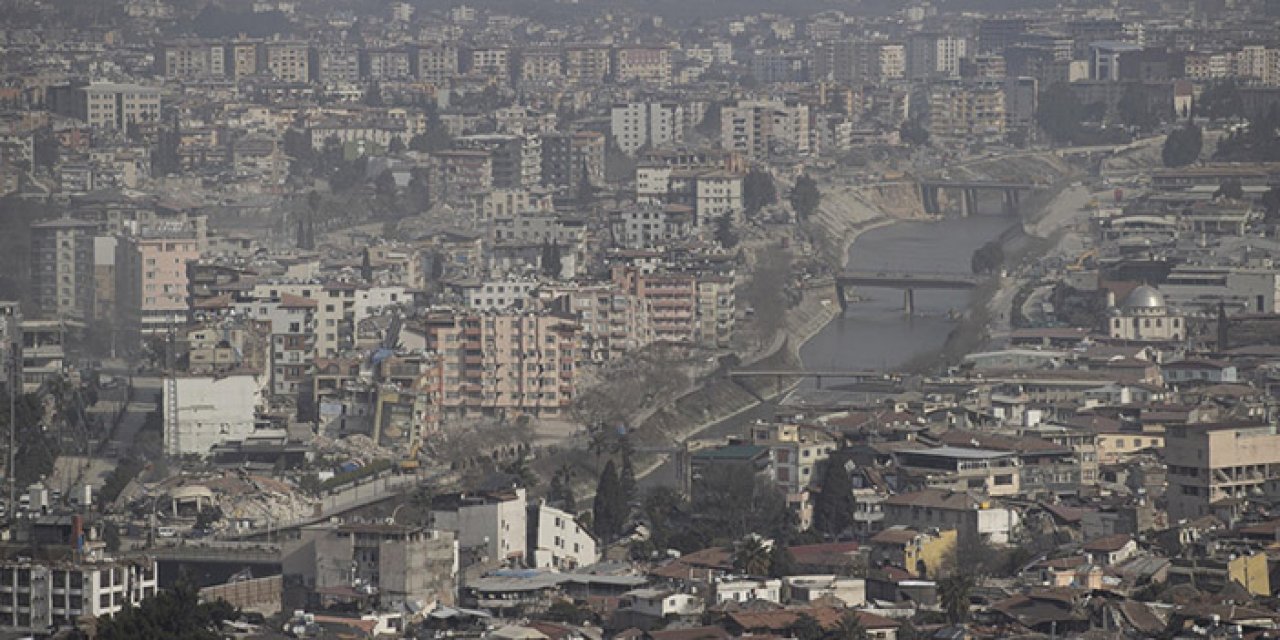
left=430, top=488, right=528, bottom=565
left=51, top=83, right=162, bottom=131
left=316, top=45, right=360, bottom=84
left=528, top=502, right=598, bottom=570
left=609, top=204, right=695, bottom=249
left=30, top=218, right=97, bottom=321
left=540, top=131, right=604, bottom=189
left=668, top=170, right=745, bottom=229
left=540, top=282, right=654, bottom=364
left=469, top=46, right=511, bottom=81
left=114, top=230, right=201, bottom=343
left=720, top=100, right=811, bottom=158
left=908, top=33, right=967, bottom=79
left=472, top=188, right=555, bottom=222
left=519, top=47, right=564, bottom=85
left=364, top=48, right=413, bottom=80
left=926, top=80, right=1006, bottom=146
left=565, top=45, right=611, bottom=85
left=418, top=44, right=460, bottom=84
left=1165, top=421, right=1280, bottom=523
left=262, top=41, right=311, bottom=83
left=423, top=311, right=579, bottom=418
left=230, top=40, right=259, bottom=77
left=749, top=423, right=839, bottom=496
left=615, top=46, right=671, bottom=86
left=0, top=556, right=158, bottom=636
left=157, top=40, right=228, bottom=79
left=610, top=102, right=684, bottom=155
left=613, top=267, right=701, bottom=344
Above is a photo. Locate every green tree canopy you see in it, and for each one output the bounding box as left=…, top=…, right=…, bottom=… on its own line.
left=790, top=175, right=821, bottom=221
left=1162, top=123, right=1203, bottom=167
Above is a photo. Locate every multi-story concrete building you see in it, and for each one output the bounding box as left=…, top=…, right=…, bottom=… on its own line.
left=610, top=102, right=683, bottom=155
left=163, top=372, right=268, bottom=456
left=423, top=311, right=579, bottom=418
left=926, top=79, right=1006, bottom=146
left=615, top=46, right=671, bottom=86
left=30, top=218, right=97, bottom=321
left=908, top=33, right=967, bottom=79
left=115, top=230, right=201, bottom=343
left=418, top=44, right=459, bottom=84
left=230, top=40, right=259, bottom=77
left=565, top=45, right=610, bottom=85
left=364, top=47, right=413, bottom=80
left=469, top=46, right=511, bottom=81
left=540, top=131, right=604, bottom=189
left=749, top=423, right=839, bottom=496
left=157, top=40, right=228, bottom=79
left=262, top=41, right=311, bottom=82
left=430, top=488, right=528, bottom=566
left=1165, top=421, right=1280, bottom=523
left=0, top=555, right=159, bottom=636
left=518, top=47, right=563, bottom=85
left=720, top=100, right=811, bottom=158
left=284, top=523, right=458, bottom=610
left=316, top=45, right=360, bottom=84
left=51, top=83, right=162, bottom=131
left=609, top=203, right=695, bottom=249
left=540, top=282, right=654, bottom=363
left=529, top=502, right=598, bottom=570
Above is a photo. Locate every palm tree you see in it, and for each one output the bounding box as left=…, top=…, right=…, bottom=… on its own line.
left=732, top=536, right=772, bottom=576
left=832, top=611, right=869, bottom=640
left=939, top=572, right=976, bottom=624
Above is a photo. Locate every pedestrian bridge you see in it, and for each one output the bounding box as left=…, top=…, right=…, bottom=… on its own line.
left=916, top=179, right=1044, bottom=216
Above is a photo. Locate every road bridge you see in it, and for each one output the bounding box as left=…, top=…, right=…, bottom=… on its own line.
left=726, top=369, right=888, bottom=389
left=834, top=271, right=982, bottom=314
left=917, top=179, right=1044, bottom=216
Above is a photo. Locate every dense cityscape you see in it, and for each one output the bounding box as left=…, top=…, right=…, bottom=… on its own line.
left=2, top=0, right=1280, bottom=636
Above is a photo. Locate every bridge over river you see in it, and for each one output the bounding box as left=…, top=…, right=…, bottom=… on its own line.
left=834, top=270, right=982, bottom=314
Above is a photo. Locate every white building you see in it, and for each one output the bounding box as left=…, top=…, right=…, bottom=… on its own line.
left=529, top=503, right=598, bottom=570
left=0, top=556, right=159, bottom=636
left=457, top=279, right=538, bottom=311
left=619, top=589, right=704, bottom=618
left=163, top=373, right=268, bottom=456
left=429, top=488, right=528, bottom=566
left=711, top=578, right=782, bottom=605
left=610, top=102, right=684, bottom=155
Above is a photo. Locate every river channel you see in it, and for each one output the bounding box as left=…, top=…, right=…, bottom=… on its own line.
left=639, top=213, right=1019, bottom=489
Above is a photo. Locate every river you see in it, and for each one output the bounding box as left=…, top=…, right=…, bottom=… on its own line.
left=639, top=213, right=1018, bottom=489
left=798, top=214, right=1016, bottom=373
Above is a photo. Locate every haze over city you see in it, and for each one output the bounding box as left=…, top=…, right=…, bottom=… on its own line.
left=1, top=0, right=1280, bottom=637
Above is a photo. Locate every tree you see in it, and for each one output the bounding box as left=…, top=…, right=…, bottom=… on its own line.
left=743, top=168, right=778, bottom=216
left=619, top=446, right=637, bottom=506
left=1262, top=186, right=1280, bottom=224
left=548, top=464, right=577, bottom=512
left=790, top=175, right=821, bottom=221
left=1215, top=178, right=1244, bottom=200
left=732, top=536, right=772, bottom=576
left=833, top=611, right=869, bottom=640
left=501, top=451, right=538, bottom=489
left=787, top=613, right=826, bottom=640
left=768, top=541, right=796, bottom=578
left=938, top=573, right=975, bottom=624
left=1162, top=123, right=1202, bottom=167
left=899, top=118, right=930, bottom=146
left=1198, top=79, right=1244, bottom=121
left=388, top=135, right=406, bottom=154
left=970, top=240, right=1004, bottom=275
left=1035, top=83, right=1087, bottom=144
left=541, top=242, right=563, bottom=278
left=96, top=583, right=235, bottom=640
left=283, top=127, right=315, bottom=176
left=374, top=169, right=399, bottom=215
left=812, top=455, right=854, bottom=537
left=1118, top=84, right=1159, bottom=132
left=407, top=167, right=431, bottom=214
left=592, top=460, right=625, bottom=541
left=714, top=213, right=738, bottom=248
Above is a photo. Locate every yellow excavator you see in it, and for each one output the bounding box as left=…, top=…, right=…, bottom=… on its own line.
left=399, top=442, right=421, bottom=472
